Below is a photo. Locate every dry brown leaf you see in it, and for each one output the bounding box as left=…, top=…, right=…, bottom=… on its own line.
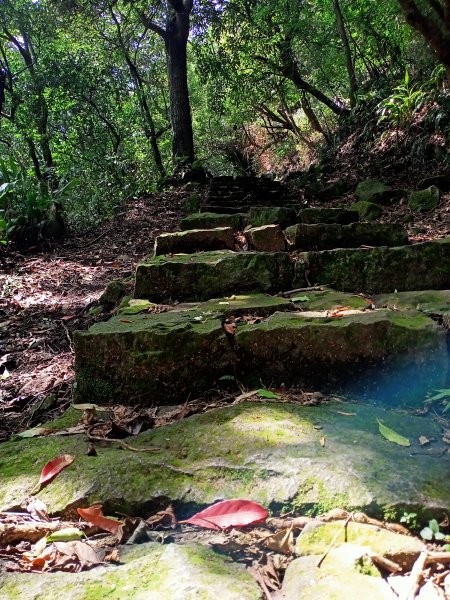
left=320, top=436, right=326, bottom=447
left=263, top=526, right=294, bottom=555
left=54, top=541, right=102, bottom=570
left=419, top=436, right=431, bottom=446
left=25, top=496, right=49, bottom=522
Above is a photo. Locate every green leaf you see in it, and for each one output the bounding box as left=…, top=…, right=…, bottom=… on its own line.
left=377, top=419, right=410, bottom=446
left=257, top=389, right=280, bottom=399
left=119, top=300, right=156, bottom=315
left=47, top=528, right=84, bottom=542
left=72, top=403, right=103, bottom=411
left=16, top=427, right=52, bottom=438
left=429, top=519, right=440, bottom=534
left=219, top=375, right=235, bottom=381
left=291, top=295, right=310, bottom=303
left=420, top=527, right=433, bottom=541
left=426, top=389, right=450, bottom=403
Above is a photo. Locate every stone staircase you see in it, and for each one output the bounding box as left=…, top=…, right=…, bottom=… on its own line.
left=73, top=184, right=450, bottom=409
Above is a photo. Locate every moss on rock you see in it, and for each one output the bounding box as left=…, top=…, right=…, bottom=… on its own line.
left=134, top=250, right=294, bottom=302
left=350, top=201, right=382, bottom=221
left=298, top=208, right=359, bottom=225
left=180, top=212, right=245, bottom=231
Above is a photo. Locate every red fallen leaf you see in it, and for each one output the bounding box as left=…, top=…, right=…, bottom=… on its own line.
left=329, top=312, right=344, bottom=318
left=39, top=454, right=75, bottom=485
left=224, top=322, right=235, bottom=335
left=119, top=319, right=132, bottom=323
left=77, top=505, right=123, bottom=535
left=334, top=306, right=350, bottom=311
left=179, top=499, right=268, bottom=531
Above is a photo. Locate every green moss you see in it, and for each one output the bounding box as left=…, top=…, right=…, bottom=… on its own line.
left=292, top=478, right=351, bottom=516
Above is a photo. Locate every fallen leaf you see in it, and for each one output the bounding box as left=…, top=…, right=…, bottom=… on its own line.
left=320, top=436, right=326, bottom=447
left=119, top=319, right=132, bottom=323
left=377, top=420, right=410, bottom=447
left=38, top=454, right=75, bottom=486
left=291, top=295, right=310, bottom=302
left=180, top=499, right=268, bottom=530
left=224, top=322, right=235, bottom=335
left=53, top=540, right=102, bottom=569
left=234, top=390, right=259, bottom=402
left=263, top=526, right=294, bottom=555
left=47, top=528, right=84, bottom=542
left=77, top=505, right=123, bottom=535
left=329, top=312, right=344, bottom=318
left=71, top=403, right=103, bottom=411
left=336, top=411, right=356, bottom=416
left=25, top=496, right=49, bottom=522
left=419, top=436, right=431, bottom=446
left=17, top=427, right=53, bottom=438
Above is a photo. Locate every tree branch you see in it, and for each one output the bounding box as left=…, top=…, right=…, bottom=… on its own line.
left=139, top=13, right=167, bottom=39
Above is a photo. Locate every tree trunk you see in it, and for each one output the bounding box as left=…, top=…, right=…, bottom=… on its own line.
left=332, top=0, right=357, bottom=108
left=165, top=31, right=195, bottom=164
left=397, top=0, right=450, bottom=84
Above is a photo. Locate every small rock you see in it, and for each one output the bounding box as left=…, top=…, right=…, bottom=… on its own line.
left=408, top=186, right=440, bottom=213
left=356, top=180, right=403, bottom=205
left=417, top=174, right=450, bottom=192
left=350, top=201, right=382, bottom=221
left=248, top=206, right=298, bottom=229
left=99, top=280, right=126, bottom=305
left=245, top=224, right=286, bottom=252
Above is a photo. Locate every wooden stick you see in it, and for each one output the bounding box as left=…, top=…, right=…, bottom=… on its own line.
left=0, top=521, right=78, bottom=544
left=317, top=513, right=352, bottom=567
left=402, top=549, right=428, bottom=600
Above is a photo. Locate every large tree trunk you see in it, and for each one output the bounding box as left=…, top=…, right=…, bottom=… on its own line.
left=397, top=0, right=450, bottom=84
left=165, top=16, right=195, bottom=164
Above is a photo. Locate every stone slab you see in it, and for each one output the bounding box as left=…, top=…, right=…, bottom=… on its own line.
left=154, top=227, right=234, bottom=255
left=0, top=543, right=261, bottom=600
left=0, top=402, right=448, bottom=517
left=245, top=224, right=286, bottom=252
left=74, top=310, right=234, bottom=405
left=134, top=250, right=294, bottom=302
left=180, top=212, right=246, bottom=231
left=235, top=310, right=448, bottom=406
left=298, top=208, right=359, bottom=225
left=297, top=239, right=450, bottom=293
left=285, top=222, right=408, bottom=251
left=248, top=206, right=298, bottom=229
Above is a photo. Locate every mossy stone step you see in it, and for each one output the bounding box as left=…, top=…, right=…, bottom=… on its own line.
left=154, top=227, right=235, bottom=255
left=75, top=293, right=447, bottom=406
left=298, top=208, right=359, bottom=225
left=297, top=239, right=450, bottom=293
left=285, top=222, right=408, bottom=251
left=235, top=310, right=447, bottom=406
left=248, top=206, right=298, bottom=228
left=180, top=212, right=246, bottom=231
left=134, top=250, right=294, bottom=302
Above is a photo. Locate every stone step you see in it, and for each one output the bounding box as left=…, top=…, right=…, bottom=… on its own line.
left=285, top=222, right=408, bottom=251
left=248, top=206, right=298, bottom=229
left=74, top=291, right=448, bottom=406
left=134, top=250, right=294, bottom=302
left=296, top=238, right=450, bottom=293
left=180, top=212, right=246, bottom=231
left=154, top=227, right=235, bottom=256
left=298, top=207, right=359, bottom=225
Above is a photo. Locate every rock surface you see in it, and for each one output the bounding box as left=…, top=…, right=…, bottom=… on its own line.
left=245, top=224, right=286, bottom=252
left=298, top=208, right=359, bottom=225
left=134, top=250, right=294, bottom=301
left=408, top=186, right=440, bottom=212
left=298, top=239, right=450, bottom=293
left=284, top=222, right=408, bottom=251
left=355, top=180, right=403, bottom=204
left=153, top=227, right=235, bottom=255
left=0, top=543, right=261, bottom=600
left=180, top=212, right=245, bottom=231
left=1, top=402, right=448, bottom=516
left=350, top=200, right=382, bottom=221
left=248, top=206, right=298, bottom=229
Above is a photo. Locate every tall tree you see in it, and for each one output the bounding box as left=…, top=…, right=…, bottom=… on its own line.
left=140, top=0, right=195, bottom=165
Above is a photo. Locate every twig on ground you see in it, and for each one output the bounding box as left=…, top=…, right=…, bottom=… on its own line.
left=317, top=513, right=352, bottom=567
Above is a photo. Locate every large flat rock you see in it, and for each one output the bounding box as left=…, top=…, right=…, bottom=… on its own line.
left=297, top=239, right=450, bottom=293
left=0, top=543, right=261, bottom=600
left=74, top=310, right=233, bottom=405
left=285, top=222, right=408, bottom=251
left=298, top=208, right=359, bottom=225
left=0, top=402, right=448, bottom=516
left=180, top=212, right=246, bottom=231
left=235, top=310, right=448, bottom=405
left=134, top=250, right=294, bottom=302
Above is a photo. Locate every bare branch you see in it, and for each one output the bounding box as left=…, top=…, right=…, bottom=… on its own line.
left=139, top=13, right=167, bottom=38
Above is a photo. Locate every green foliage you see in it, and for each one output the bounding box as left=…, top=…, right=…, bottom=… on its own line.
left=425, top=389, right=450, bottom=413
left=399, top=511, right=419, bottom=530
left=377, top=71, right=425, bottom=127
left=420, top=519, right=449, bottom=542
